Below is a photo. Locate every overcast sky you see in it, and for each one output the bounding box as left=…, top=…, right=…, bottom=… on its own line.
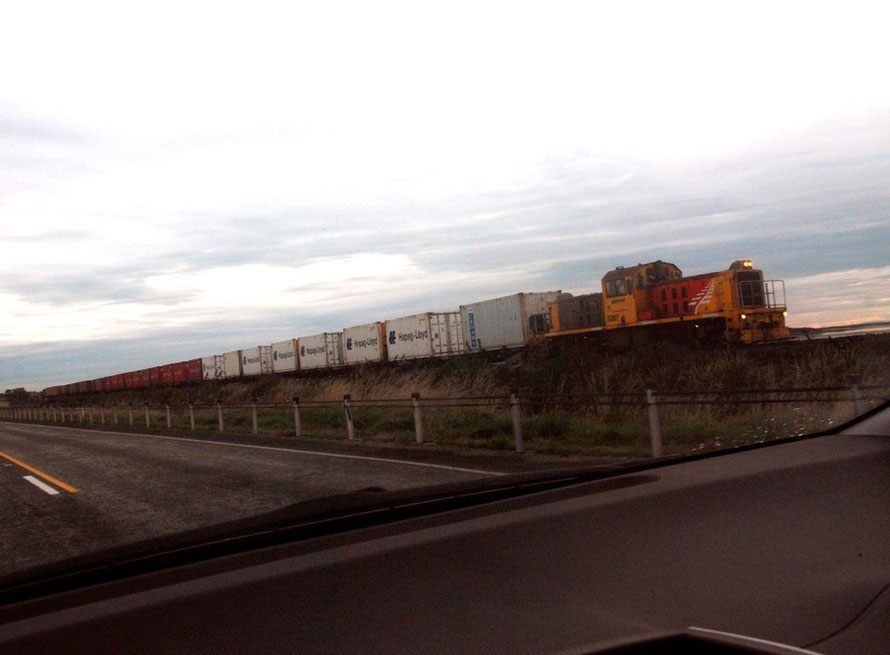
left=2, top=1, right=888, bottom=390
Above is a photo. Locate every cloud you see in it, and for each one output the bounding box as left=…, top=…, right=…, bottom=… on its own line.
left=783, top=265, right=890, bottom=327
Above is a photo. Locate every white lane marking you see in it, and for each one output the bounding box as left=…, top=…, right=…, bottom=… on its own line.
left=23, top=475, right=60, bottom=495
left=2, top=423, right=504, bottom=477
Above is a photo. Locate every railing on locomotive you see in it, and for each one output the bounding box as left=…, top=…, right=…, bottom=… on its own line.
left=738, top=279, right=786, bottom=309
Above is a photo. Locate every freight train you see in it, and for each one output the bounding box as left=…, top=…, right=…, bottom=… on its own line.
left=42, top=258, right=788, bottom=397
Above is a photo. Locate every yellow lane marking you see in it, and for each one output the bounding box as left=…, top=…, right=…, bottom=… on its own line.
left=0, top=450, right=79, bottom=493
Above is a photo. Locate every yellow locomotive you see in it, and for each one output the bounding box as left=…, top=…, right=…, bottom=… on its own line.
left=544, top=259, right=789, bottom=344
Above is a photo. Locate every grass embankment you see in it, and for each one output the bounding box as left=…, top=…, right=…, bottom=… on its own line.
left=61, top=335, right=890, bottom=459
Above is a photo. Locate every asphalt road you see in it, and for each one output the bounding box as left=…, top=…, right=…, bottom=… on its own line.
left=0, top=421, right=497, bottom=578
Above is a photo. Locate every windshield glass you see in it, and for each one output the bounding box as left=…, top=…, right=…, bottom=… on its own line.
left=1, top=2, right=888, bottom=582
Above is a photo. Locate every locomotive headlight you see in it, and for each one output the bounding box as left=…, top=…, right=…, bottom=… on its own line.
left=740, top=313, right=747, bottom=320
left=783, top=311, right=788, bottom=317
left=743, top=260, right=753, bottom=268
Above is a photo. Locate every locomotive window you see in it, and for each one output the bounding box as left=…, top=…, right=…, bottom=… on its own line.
left=626, top=278, right=634, bottom=294
left=660, top=289, right=667, bottom=301
left=662, top=304, right=668, bottom=315
left=605, top=278, right=627, bottom=297
left=683, top=301, right=689, bottom=312
left=671, top=288, right=677, bottom=299
left=646, top=266, right=655, bottom=281
left=673, top=302, right=679, bottom=313
left=637, top=273, right=644, bottom=289
left=528, top=314, right=548, bottom=335
left=681, top=287, right=687, bottom=298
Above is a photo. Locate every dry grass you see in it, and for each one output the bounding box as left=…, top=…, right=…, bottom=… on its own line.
left=47, top=335, right=890, bottom=458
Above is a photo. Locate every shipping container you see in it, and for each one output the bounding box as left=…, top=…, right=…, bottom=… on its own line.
left=186, top=358, right=202, bottom=382
left=222, top=350, right=242, bottom=378
left=385, top=312, right=465, bottom=361
left=241, top=346, right=273, bottom=376
left=161, top=364, right=175, bottom=385
left=298, top=333, right=344, bottom=370
left=202, top=355, right=223, bottom=380
left=123, top=373, right=136, bottom=390
left=147, top=367, right=159, bottom=387
left=172, top=361, right=188, bottom=384
left=343, top=322, right=387, bottom=366
left=271, top=339, right=298, bottom=373
left=137, top=369, right=151, bottom=388
left=460, top=291, right=560, bottom=352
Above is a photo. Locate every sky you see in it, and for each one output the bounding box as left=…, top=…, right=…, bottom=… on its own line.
left=1, top=1, right=889, bottom=390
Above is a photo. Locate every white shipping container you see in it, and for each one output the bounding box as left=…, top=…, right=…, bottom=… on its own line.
left=343, top=322, right=386, bottom=365
left=271, top=339, right=298, bottom=373
left=386, top=312, right=464, bottom=361
left=222, top=350, right=243, bottom=378
left=259, top=345, right=272, bottom=374
left=299, top=333, right=344, bottom=370
left=202, top=355, right=223, bottom=380
left=460, top=291, right=560, bottom=352
left=430, top=311, right=465, bottom=357
left=241, top=345, right=274, bottom=377
left=241, top=346, right=263, bottom=376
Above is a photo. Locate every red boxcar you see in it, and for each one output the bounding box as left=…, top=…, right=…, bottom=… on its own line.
left=137, top=368, right=151, bottom=388
left=186, top=358, right=202, bottom=382
left=147, top=367, right=160, bottom=387
left=161, top=364, right=175, bottom=385
left=93, top=379, right=104, bottom=392
left=172, top=361, right=188, bottom=384
left=124, top=372, right=137, bottom=390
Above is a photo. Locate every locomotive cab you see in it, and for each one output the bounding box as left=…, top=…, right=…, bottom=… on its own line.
left=602, top=260, right=681, bottom=329
left=726, top=260, right=790, bottom=342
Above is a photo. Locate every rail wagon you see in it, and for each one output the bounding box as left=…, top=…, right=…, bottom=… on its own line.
left=44, top=257, right=789, bottom=396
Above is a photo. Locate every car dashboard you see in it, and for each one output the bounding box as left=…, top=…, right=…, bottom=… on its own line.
left=0, top=408, right=888, bottom=654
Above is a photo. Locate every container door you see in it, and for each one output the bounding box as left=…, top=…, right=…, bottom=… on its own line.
left=259, top=345, right=272, bottom=374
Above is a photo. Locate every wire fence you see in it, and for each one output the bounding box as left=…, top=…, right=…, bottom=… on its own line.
left=2, top=383, right=888, bottom=457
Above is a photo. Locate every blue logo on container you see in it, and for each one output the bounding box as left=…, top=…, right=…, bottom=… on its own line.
left=273, top=351, right=278, bottom=361
left=346, top=338, right=353, bottom=351
left=300, top=346, right=305, bottom=356
left=468, top=311, right=477, bottom=349
left=243, top=356, right=247, bottom=365
left=388, top=330, right=396, bottom=345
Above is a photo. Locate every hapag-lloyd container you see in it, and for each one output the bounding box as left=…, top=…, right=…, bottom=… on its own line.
left=343, top=322, right=386, bottom=366
left=202, top=355, right=223, bottom=380
left=299, top=333, right=344, bottom=370
left=271, top=339, right=298, bottom=373
left=222, top=350, right=242, bottom=378
left=241, top=346, right=273, bottom=377
left=460, top=291, right=560, bottom=352
left=385, top=312, right=465, bottom=361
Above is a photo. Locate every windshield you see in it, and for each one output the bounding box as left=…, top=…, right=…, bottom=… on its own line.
left=1, top=3, right=888, bottom=583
